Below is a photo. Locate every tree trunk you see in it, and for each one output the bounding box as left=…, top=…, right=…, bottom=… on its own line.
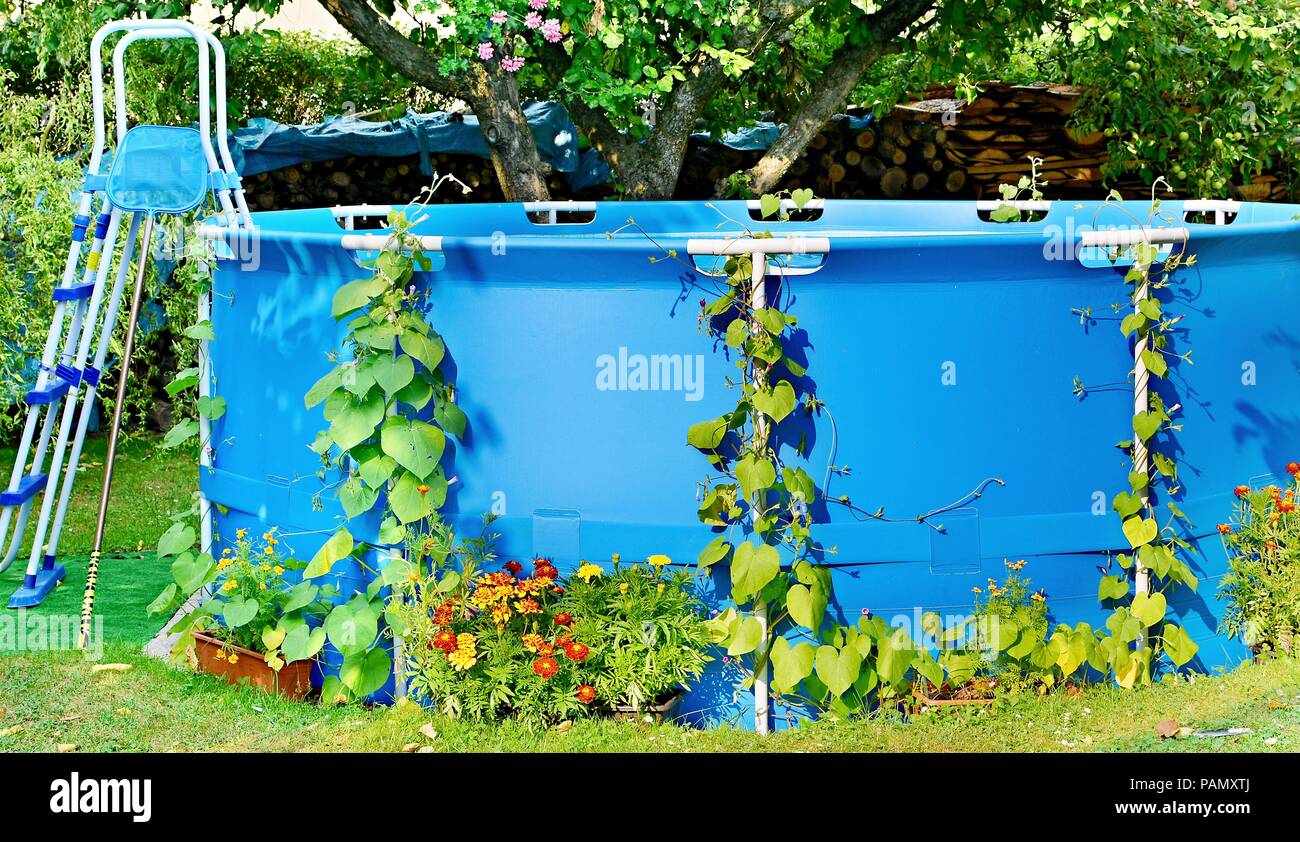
left=466, top=67, right=552, bottom=202
left=321, top=0, right=550, bottom=202
left=738, top=0, right=936, bottom=197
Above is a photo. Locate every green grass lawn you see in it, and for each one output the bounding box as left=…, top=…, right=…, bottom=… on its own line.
left=0, top=433, right=193, bottom=647
left=1, top=643, right=1297, bottom=753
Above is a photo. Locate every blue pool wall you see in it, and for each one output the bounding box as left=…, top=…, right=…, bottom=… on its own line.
left=203, top=199, right=1300, bottom=723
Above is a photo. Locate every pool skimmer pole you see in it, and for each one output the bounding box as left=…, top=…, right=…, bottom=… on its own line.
left=79, top=213, right=154, bottom=649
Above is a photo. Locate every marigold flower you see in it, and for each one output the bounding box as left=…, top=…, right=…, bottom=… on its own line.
left=522, top=633, right=547, bottom=653
left=576, top=684, right=596, bottom=704
left=491, top=604, right=512, bottom=626
left=273, top=565, right=284, bottom=575
left=514, top=597, right=542, bottom=616
left=553, top=612, right=573, bottom=626
left=657, top=583, right=665, bottom=593
left=1288, top=461, right=1300, bottom=476
left=448, top=647, right=477, bottom=671
left=532, top=656, right=559, bottom=679
left=556, top=633, right=573, bottom=649
left=417, top=484, right=430, bottom=495
left=1217, top=523, right=1232, bottom=535
left=1031, top=593, right=1046, bottom=602
left=564, top=641, right=590, bottom=662
left=619, top=582, right=629, bottom=595
left=222, top=580, right=237, bottom=591
left=648, top=554, right=671, bottom=568
left=1234, top=485, right=1251, bottom=499
left=505, top=560, right=523, bottom=576
left=576, top=563, right=603, bottom=582
left=236, top=528, right=247, bottom=540
left=1280, top=501, right=1296, bottom=513
left=432, top=630, right=458, bottom=652
left=228, top=652, right=239, bottom=664
left=215, top=650, right=226, bottom=661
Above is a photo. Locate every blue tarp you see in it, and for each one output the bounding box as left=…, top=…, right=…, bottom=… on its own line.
left=228, top=101, right=874, bottom=192
left=230, top=100, right=582, bottom=177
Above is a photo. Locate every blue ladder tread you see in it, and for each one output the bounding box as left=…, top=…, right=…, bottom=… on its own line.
left=52, top=281, right=96, bottom=302
left=24, top=378, right=71, bottom=405
left=0, top=473, right=49, bottom=506
left=8, top=563, right=66, bottom=609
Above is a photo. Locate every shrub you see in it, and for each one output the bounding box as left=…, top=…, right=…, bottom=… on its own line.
left=1218, top=463, right=1300, bottom=656
left=556, top=554, right=712, bottom=711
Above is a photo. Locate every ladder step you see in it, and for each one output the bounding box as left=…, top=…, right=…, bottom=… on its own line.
left=0, top=473, right=49, bottom=506
left=52, top=281, right=96, bottom=302
left=24, top=379, right=71, bottom=405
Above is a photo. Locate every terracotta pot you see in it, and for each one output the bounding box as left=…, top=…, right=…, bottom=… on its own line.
left=913, top=684, right=996, bottom=708
left=610, top=688, right=686, bottom=724
left=192, top=631, right=313, bottom=700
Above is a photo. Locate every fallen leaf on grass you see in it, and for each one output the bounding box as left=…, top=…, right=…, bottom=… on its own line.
left=1155, top=719, right=1179, bottom=739
left=419, top=723, right=437, bottom=742
left=401, top=743, right=419, bottom=753
left=554, top=720, right=573, bottom=734
left=114, top=707, right=132, bottom=716
left=60, top=714, right=81, bottom=723
left=1268, top=699, right=1289, bottom=710
left=0, top=725, right=23, bottom=737
left=91, top=663, right=133, bottom=673
left=417, top=746, right=436, bottom=753
left=57, top=744, right=77, bottom=753
left=0, top=706, right=6, bottom=718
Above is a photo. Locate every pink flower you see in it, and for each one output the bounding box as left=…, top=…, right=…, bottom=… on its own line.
left=476, top=42, right=494, bottom=60
left=529, top=0, right=548, bottom=9
left=490, top=10, right=507, bottom=24
left=541, top=19, right=562, bottom=42
left=524, top=11, right=542, bottom=28
left=501, top=55, right=526, bottom=72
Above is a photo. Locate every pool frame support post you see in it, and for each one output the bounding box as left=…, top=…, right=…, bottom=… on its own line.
left=749, top=250, right=771, bottom=737
left=1132, top=268, right=1152, bottom=627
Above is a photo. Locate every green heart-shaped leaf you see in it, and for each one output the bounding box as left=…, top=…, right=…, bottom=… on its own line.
left=380, top=417, right=445, bottom=481
left=815, top=644, right=862, bottom=697
left=340, top=647, right=392, bottom=696
left=221, top=595, right=259, bottom=628
left=786, top=583, right=827, bottom=631
left=305, top=528, right=354, bottom=579
left=730, top=541, right=780, bottom=602
left=1131, top=591, right=1167, bottom=627
left=750, top=380, right=796, bottom=423
left=770, top=637, right=815, bottom=693
left=1121, top=515, right=1158, bottom=548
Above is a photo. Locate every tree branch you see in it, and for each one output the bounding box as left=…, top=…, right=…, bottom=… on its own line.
left=319, top=0, right=460, bottom=98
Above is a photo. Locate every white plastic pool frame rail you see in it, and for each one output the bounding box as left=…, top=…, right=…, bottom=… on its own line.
left=686, top=235, right=832, bottom=736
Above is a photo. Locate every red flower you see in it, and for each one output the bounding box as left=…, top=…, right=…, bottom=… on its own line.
left=535, top=564, right=559, bottom=581
left=1217, top=523, right=1232, bottom=535
left=504, top=560, right=523, bottom=576
left=1280, top=501, right=1296, bottom=513
left=564, top=641, right=590, bottom=662
left=417, top=484, right=430, bottom=495
left=551, top=586, right=565, bottom=596
left=556, top=633, right=573, bottom=649
left=433, top=599, right=455, bottom=626
left=1234, top=485, right=1250, bottom=499
left=553, top=612, right=573, bottom=627
left=432, top=630, right=458, bottom=652
left=1287, top=461, right=1300, bottom=476
left=576, top=684, right=596, bottom=704
left=532, top=656, right=559, bottom=679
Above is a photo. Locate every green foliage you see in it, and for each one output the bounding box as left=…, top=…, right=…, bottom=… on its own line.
left=1219, top=471, right=1300, bottom=656
left=147, top=527, right=336, bottom=673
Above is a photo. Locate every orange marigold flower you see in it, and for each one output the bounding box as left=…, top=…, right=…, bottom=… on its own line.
left=532, top=656, right=559, bottom=679
left=522, top=633, right=546, bottom=653
left=553, top=612, right=573, bottom=626
left=432, top=630, right=458, bottom=652
left=564, top=641, right=590, bottom=662
left=491, top=604, right=512, bottom=626
left=514, top=597, right=542, bottom=615
left=1234, top=485, right=1250, bottom=499
left=1217, top=523, right=1232, bottom=535
left=504, top=560, right=523, bottom=576
left=556, top=633, right=573, bottom=649
left=1280, top=501, right=1296, bottom=513
left=1288, top=461, right=1300, bottom=476
left=576, top=684, right=596, bottom=704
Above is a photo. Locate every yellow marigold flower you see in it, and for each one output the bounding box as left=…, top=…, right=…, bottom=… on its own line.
left=222, top=580, right=237, bottom=591
left=491, top=604, right=511, bottom=626
left=522, top=633, right=546, bottom=653
left=456, top=633, right=477, bottom=652
left=228, top=652, right=239, bottom=664
left=261, top=563, right=271, bottom=571
left=236, top=528, right=247, bottom=540
left=648, top=554, right=671, bottom=568
left=273, top=565, right=284, bottom=575
left=1031, top=592, right=1046, bottom=602
left=222, top=547, right=232, bottom=557
left=576, top=563, right=604, bottom=582
left=260, top=583, right=267, bottom=590
left=657, top=583, right=665, bottom=593
left=214, top=650, right=226, bottom=661
left=447, top=648, right=477, bottom=671
left=972, top=586, right=982, bottom=594
left=619, top=582, right=629, bottom=594
left=612, top=553, right=621, bottom=564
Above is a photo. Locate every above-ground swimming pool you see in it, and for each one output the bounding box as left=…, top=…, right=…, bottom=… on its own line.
left=202, top=198, right=1300, bottom=725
